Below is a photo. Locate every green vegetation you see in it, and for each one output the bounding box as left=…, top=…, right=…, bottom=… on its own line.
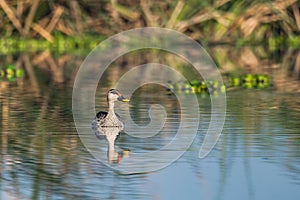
left=0, top=64, right=25, bottom=81
left=229, top=74, right=270, bottom=89
left=167, top=73, right=270, bottom=95
left=0, top=0, right=299, bottom=54
left=0, top=34, right=105, bottom=54
left=0, top=0, right=299, bottom=92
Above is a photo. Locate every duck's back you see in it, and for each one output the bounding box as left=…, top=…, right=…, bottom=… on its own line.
left=96, top=111, right=108, bottom=120
left=92, top=111, right=107, bottom=132
left=92, top=111, right=123, bottom=130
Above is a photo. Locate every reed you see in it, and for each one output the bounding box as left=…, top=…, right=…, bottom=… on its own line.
left=0, top=0, right=298, bottom=45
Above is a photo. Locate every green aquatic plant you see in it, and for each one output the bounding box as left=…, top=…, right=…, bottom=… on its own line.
left=0, top=35, right=105, bottom=54
left=167, top=79, right=226, bottom=95
left=242, top=74, right=256, bottom=89
left=167, top=73, right=271, bottom=95
left=229, top=76, right=241, bottom=87
left=256, top=74, right=270, bottom=89
left=229, top=74, right=271, bottom=89
left=0, top=65, right=25, bottom=82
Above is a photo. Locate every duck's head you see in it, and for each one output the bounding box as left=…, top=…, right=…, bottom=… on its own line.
left=107, top=89, right=130, bottom=102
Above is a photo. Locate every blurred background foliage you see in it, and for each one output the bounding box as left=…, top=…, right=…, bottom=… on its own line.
left=0, top=0, right=299, bottom=92
left=0, top=0, right=299, bottom=52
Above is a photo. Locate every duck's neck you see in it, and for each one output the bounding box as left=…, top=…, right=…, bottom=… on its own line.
left=107, top=100, right=116, bottom=117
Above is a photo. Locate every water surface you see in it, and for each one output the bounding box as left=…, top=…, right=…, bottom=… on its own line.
left=1, top=49, right=300, bottom=200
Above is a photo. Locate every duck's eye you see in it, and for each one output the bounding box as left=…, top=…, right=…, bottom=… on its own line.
left=110, top=91, right=117, bottom=95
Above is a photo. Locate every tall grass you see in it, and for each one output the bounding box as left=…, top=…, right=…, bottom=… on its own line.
left=0, top=0, right=299, bottom=51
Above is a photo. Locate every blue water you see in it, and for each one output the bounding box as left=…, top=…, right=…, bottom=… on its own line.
left=1, top=81, right=300, bottom=200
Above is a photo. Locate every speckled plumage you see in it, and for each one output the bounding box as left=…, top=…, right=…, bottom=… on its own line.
left=91, top=89, right=129, bottom=131
left=92, top=111, right=124, bottom=129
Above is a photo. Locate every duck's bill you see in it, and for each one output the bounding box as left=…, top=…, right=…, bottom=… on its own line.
left=118, top=95, right=130, bottom=102
left=122, top=98, right=130, bottom=102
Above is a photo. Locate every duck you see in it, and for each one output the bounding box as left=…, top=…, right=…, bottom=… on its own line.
left=92, top=89, right=130, bottom=130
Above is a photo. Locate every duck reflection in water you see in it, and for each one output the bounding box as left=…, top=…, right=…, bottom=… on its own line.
left=93, top=126, right=129, bottom=164
left=91, top=89, right=130, bottom=163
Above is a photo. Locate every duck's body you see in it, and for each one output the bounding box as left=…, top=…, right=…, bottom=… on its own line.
left=92, top=89, right=129, bottom=130
left=94, top=111, right=123, bottom=128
